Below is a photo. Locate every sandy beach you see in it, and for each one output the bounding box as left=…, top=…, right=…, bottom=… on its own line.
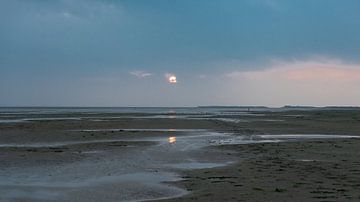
left=1, top=107, right=360, bottom=201
left=3, top=1, right=360, bottom=201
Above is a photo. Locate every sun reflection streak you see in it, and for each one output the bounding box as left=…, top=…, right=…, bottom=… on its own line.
left=168, top=136, right=176, bottom=144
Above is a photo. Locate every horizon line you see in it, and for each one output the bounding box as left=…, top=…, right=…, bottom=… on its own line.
left=0, top=105, right=360, bottom=108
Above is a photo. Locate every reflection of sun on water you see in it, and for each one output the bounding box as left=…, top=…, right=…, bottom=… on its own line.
left=168, top=136, right=176, bottom=144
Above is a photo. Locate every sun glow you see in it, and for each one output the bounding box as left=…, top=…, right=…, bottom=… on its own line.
left=169, top=76, right=177, bottom=83
left=166, top=73, right=177, bottom=84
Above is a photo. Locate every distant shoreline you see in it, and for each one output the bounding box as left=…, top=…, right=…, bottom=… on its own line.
left=0, top=106, right=360, bottom=110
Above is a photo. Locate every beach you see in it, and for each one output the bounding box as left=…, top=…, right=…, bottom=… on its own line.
left=3, top=1, right=360, bottom=201
left=1, top=107, right=360, bottom=201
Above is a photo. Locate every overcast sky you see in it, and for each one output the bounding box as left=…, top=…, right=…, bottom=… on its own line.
left=1, top=0, right=360, bottom=107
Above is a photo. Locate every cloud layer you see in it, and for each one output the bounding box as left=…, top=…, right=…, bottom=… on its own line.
left=1, top=1, right=360, bottom=106
left=129, top=70, right=153, bottom=78
left=222, top=58, right=360, bottom=106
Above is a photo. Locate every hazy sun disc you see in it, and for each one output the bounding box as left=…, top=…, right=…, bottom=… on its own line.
left=169, top=76, right=177, bottom=83
left=165, top=73, right=177, bottom=84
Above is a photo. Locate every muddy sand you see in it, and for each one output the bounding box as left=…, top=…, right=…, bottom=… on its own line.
left=1, top=108, right=360, bottom=201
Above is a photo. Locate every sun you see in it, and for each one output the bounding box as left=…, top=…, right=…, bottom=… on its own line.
left=166, top=73, right=177, bottom=84
left=169, top=76, right=177, bottom=83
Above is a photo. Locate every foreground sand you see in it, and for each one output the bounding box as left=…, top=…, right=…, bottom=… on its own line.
left=0, top=114, right=234, bottom=201
left=1, top=108, right=360, bottom=201
left=161, top=110, right=360, bottom=202
left=163, top=139, right=360, bottom=201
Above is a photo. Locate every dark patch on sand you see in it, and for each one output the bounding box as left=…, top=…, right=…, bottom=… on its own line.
left=162, top=139, right=360, bottom=202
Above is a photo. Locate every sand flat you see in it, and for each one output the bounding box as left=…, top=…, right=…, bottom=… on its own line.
left=1, top=108, right=360, bottom=201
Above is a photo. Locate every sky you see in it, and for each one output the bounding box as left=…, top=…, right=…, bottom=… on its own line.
left=1, top=0, right=360, bottom=107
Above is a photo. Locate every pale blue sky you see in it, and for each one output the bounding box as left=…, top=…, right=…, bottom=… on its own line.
left=1, top=0, right=360, bottom=106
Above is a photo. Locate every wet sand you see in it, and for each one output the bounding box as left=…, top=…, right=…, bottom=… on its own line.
left=164, top=139, right=360, bottom=202
left=1, top=108, right=360, bottom=201
left=0, top=110, right=235, bottom=201
left=161, top=110, right=360, bottom=202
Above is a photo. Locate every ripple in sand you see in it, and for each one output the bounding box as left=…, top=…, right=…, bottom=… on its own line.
left=258, top=134, right=360, bottom=139
left=168, top=162, right=228, bottom=169
left=210, top=134, right=360, bottom=145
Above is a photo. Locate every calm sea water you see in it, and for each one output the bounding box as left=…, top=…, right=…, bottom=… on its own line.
left=0, top=106, right=349, bottom=123
left=0, top=107, right=267, bottom=114
left=0, top=107, right=270, bottom=123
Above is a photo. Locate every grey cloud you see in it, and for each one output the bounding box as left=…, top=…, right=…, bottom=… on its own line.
left=129, top=70, right=153, bottom=78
